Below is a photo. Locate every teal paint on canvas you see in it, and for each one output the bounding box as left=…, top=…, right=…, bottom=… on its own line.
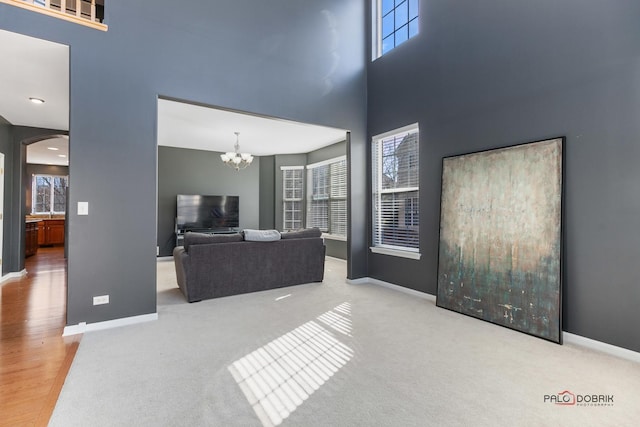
left=436, top=139, right=563, bottom=343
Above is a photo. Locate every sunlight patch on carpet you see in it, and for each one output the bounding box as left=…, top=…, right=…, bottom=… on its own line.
left=228, top=303, right=354, bottom=427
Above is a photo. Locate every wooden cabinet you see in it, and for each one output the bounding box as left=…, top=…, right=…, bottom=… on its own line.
left=39, top=219, right=66, bottom=246
left=25, top=221, right=39, bottom=257
left=38, top=223, right=45, bottom=245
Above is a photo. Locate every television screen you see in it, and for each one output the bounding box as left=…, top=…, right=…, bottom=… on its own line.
left=176, top=195, right=239, bottom=232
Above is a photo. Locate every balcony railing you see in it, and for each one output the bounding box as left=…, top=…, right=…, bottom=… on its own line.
left=0, top=0, right=107, bottom=30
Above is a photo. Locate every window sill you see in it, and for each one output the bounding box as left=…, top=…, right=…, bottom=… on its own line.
left=370, top=246, right=421, bottom=260
left=322, top=233, right=347, bottom=242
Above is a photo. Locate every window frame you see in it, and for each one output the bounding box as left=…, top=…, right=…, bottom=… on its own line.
left=373, top=0, right=420, bottom=59
left=281, top=166, right=305, bottom=231
left=306, top=155, right=348, bottom=240
left=31, top=173, right=68, bottom=215
left=371, top=123, right=420, bottom=259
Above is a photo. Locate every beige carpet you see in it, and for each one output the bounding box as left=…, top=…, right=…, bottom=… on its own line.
left=49, top=257, right=640, bottom=426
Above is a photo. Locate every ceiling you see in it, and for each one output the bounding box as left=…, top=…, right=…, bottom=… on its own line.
left=0, top=29, right=347, bottom=166
left=0, top=29, right=69, bottom=131
left=26, top=135, right=69, bottom=166
left=157, top=99, right=348, bottom=156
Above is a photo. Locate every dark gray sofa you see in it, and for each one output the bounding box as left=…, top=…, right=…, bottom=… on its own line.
left=173, top=229, right=325, bottom=302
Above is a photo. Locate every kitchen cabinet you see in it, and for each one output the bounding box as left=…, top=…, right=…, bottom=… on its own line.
left=38, top=219, right=65, bottom=246
left=25, top=221, right=39, bottom=257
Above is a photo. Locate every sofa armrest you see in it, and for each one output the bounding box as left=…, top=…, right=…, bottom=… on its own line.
left=173, top=246, right=190, bottom=301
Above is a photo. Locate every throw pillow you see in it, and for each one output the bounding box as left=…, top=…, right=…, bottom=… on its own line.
left=243, top=229, right=281, bottom=242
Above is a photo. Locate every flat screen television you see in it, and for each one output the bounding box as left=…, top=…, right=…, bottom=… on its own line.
left=176, top=195, right=239, bottom=232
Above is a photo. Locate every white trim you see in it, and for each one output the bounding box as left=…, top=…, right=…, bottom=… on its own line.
left=347, top=276, right=436, bottom=302
left=326, top=255, right=347, bottom=263
left=280, top=165, right=305, bottom=171
left=372, top=123, right=419, bottom=142
left=156, top=256, right=174, bottom=262
left=350, top=276, right=640, bottom=363
left=0, top=269, right=27, bottom=284
left=306, top=155, right=347, bottom=170
left=63, top=313, right=158, bottom=336
left=563, top=332, right=640, bottom=364
left=370, top=246, right=421, bottom=260
left=373, top=0, right=381, bottom=60
left=380, top=186, right=419, bottom=194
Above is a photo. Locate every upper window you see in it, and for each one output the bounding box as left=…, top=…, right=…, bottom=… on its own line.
left=307, top=156, right=347, bottom=239
left=371, top=124, right=420, bottom=259
left=282, top=166, right=305, bottom=230
left=32, top=174, right=68, bottom=214
left=374, top=0, right=419, bottom=58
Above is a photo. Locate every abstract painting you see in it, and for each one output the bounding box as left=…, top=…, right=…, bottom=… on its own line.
left=436, top=138, right=563, bottom=343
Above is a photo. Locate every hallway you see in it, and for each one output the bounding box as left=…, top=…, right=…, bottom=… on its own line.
left=0, top=247, right=80, bottom=426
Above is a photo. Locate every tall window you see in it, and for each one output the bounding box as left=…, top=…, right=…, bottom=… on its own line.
left=307, top=156, right=347, bottom=238
left=374, top=0, right=419, bottom=58
left=372, top=124, right=419, bottom=258
left=32, top=174, right=68, bottom=214
left=282, top=166, right=304, bottom=230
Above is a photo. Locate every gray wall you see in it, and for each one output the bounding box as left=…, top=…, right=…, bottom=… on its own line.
left=259, top=155, right=276, bottom=230
left=0, top=0, right=366, bottom=326
left=157, top=146, right=260, bottom=257
left=366, top=0, right=640, bottom=352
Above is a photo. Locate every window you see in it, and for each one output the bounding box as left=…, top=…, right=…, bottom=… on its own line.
left=282, top=166, right=304, bottom=230
left=307, top=156, right=347, bottom=238
left=374, top=0, right=419, bottom=58
left=32, top=174, right=68, bottom=214
left=372, top=124, right=419, bottom=258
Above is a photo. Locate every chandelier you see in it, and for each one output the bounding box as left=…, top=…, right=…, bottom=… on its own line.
left=220, top=132, right=254, bottom=171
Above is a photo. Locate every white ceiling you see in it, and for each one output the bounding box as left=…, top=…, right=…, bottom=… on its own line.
left=0, top=29, right=347, bottom=165
left=157, top=99, right=348, bottom=156
left=0, top=29, right=69, bottom=131
left=26, top=135, right=69, bottom=166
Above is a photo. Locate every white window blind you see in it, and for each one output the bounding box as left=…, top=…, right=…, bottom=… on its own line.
left=307, top=157, right=347, bottom=238
left=372, top=124, right=419, bottom=252
left=282, top=167, right=304, bottom=230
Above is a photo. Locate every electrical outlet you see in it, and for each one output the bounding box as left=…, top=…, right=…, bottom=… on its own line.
left=93, top=295, right=109, bottom=305
left=156, top=246, right=159, bottom=256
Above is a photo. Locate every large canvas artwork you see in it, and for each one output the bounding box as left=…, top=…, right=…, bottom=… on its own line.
left=436, top=138, right=563, bottom=343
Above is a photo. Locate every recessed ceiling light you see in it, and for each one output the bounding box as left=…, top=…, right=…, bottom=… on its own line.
left=29, top=97, right=45, bottom=104
left=58, top=154, right=67, bottom=158
left=47, top=147, right=59, bottom=151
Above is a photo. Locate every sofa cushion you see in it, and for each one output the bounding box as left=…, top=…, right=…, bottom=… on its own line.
left=243, top=229, right=281, bottom=242
left=280, top=227, right=322, bottom=239
left=184, top=232, right=243, bottom=251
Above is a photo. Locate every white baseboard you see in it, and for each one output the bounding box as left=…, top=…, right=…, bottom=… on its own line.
left=326, top=255, right=347, bottom=263
left=563, top=332, right=640, bottom=364
left=347, top=276, right=436, bottom=303
left=349, top=276, right=639, bottom=363
left=63, top=313, right=158, bottom=336
left=156, top=256, right=174, bottom=262
left=0, top=269, right=27, bottom=285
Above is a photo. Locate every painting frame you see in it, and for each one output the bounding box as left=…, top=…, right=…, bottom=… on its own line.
left=436, top=137, right=564, bottom=344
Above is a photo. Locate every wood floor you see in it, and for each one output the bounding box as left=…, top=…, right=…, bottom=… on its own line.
left=0, top=247, right=80, bottom=427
